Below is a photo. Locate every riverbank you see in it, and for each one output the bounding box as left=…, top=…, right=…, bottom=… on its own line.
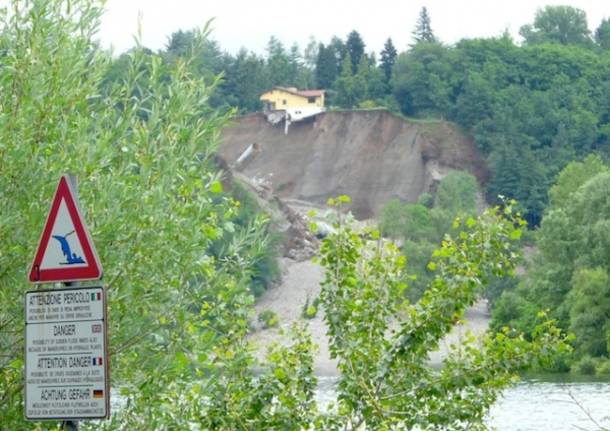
left=249, top=257, right=491, bottom=375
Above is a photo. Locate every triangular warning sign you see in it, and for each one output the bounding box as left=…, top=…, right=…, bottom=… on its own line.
left=29, top=175, right=102, bottom=283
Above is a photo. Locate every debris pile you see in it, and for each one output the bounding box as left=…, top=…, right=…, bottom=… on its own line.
left=231, top=172, right=319, bottom=262
left=276, top=199, right=318, bottom=261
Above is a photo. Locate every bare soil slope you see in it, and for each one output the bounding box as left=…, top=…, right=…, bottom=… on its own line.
left=220, top=110, right=487, bottom=219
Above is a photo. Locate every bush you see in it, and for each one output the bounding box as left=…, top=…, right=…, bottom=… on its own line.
left=596, top=359, right=610, bottom=376
left=302, top=296, right=321, bottom=319
left=539, top=350, right=573, bottom=373
left=417, top=192, right=434, bottom=208
left=434, top=171, right=478, bottom=215
left=571, top=355, right=596, bottom=375
left=259, top=309, right=279, bottom=328
left=358, top=99, right=378, bottom=109
left=490, top=290, right=540, bottom=336
left=208, top=181, right=282, bottom=297
left=485, top=275, right=518, bottom=308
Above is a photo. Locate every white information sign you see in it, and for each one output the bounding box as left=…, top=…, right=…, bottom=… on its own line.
left=25, top=286, right=109, bottom=420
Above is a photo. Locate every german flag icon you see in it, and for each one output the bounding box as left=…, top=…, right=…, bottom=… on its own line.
left=92, top=389, right=104, bottom=399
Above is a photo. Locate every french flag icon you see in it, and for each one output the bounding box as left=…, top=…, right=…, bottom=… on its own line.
left=92, top=357, right=103, bottom=366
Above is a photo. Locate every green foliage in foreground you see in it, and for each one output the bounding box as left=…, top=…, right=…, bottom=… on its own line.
left=492, top=155, right=610, bottom=370
left=95, top=199, right=567, bottom=431
left=0, top=1, right=276, bottom=428
left=312, top=199, right=568, bottom=430
left=210, top=182, right=282, bottom=297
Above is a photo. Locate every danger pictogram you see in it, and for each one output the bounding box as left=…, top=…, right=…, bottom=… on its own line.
left=28, top=175, right=102, bottom=283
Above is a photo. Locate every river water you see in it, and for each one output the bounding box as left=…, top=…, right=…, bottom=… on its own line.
left=110, top=375, right=610, bottom=429
left=315, top=375, right=610, bottom=430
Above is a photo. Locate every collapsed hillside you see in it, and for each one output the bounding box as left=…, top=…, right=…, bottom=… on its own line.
left=219, top=110, right=488, bottom=219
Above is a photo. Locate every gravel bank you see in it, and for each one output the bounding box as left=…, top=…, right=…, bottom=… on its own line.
left=250, top=258, right=491, bottom=376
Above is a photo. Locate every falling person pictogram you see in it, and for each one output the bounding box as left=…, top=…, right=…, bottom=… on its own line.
left=52, top=230, right=85, bottom=264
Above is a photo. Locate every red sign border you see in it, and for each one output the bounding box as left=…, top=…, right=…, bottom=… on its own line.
left=28, top=176, right=102, bottom=283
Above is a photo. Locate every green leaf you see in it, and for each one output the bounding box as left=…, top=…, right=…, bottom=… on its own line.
left=210, top=180, right=223, bottom=194
left=274, top=368, right=287, bottom=380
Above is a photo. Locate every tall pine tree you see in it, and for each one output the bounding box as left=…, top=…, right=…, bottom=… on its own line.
left=595, top=18, right=610, bottom=50
left=412, top=7, right=437, bottom=45
left=266, top=36, right=292, bottom=86
left=380, top=38, right=397, bottom=84
left=335, top=52, right=357, bottom=107
left=345, top=30, right=365, bottom=73
left=315, top=43, right=337, bottom=89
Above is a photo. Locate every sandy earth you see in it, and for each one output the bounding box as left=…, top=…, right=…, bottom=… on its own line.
left=250, top=257, right=491, bottom=376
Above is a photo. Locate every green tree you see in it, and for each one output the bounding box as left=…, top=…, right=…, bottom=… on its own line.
left=380, top=37, right=397, bottom=85
left=289, top=42, right=312, bottom=89
left=365, top=66, right=387, bottom=102
left=454, top=70, right=496, bottom=127
left=0, top=2, right=281, bottom=428
left=595, top=18, right=610, bottom=50
left=334, top=52, right=364, bottom=108
left=412, top=6, right=437, bottom=45
left=548, top=154, right=608, bottom=208
left=328, top=35, right=346, bottom=70
left=316, top=198, right=568, bottom=429
left=162, top=29, right=230, bottom=107
left=224, top=48, right=269, bottom=112
left=345, top=30, right=365, bottom=74
left=303, top=35, right=318, bottom=70
left=568, top=268, right=610, bottom=357
left=380, top=172, right=480, bottom=299
left=520, top=6, right=593, bottom=46
left=486, top=143, right=548, bottom=226
left=380, top=199, right=437, bottom=243
left=391, top=44, right=452, bottom=116
left=493, top=161, right=610, bottom=365
left=315, top=43, right=337, bottom=89
left=266, top=35, right=292, bottom=86
left=434, top=171, right=478, bottom=214
left=354, top=53, right=370, bottom=100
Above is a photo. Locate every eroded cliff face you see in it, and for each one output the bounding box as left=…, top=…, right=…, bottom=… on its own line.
left=219, top=110, right=488, bottom=219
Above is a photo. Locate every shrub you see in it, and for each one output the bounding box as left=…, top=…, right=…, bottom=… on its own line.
left=571, top=355, right=596, bottom=375
left=259, top=309, right=279, bottom=328
left=417, top=192, right=434, bottom=208
left=596, top=359, right=610, bottom=376
left=302, top=296, right=321, bottom=319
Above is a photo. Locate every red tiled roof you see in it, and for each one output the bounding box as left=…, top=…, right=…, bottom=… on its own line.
left=298, top=89, right=325, bottom=97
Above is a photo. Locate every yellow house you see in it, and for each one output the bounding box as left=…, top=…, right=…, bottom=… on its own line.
left=260, top=87, right=325, bottom=111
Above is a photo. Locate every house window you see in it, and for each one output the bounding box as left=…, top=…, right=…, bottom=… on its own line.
left=283, top=99, right=287, bottom=105
left=308, top=96, right=316, bottom=103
